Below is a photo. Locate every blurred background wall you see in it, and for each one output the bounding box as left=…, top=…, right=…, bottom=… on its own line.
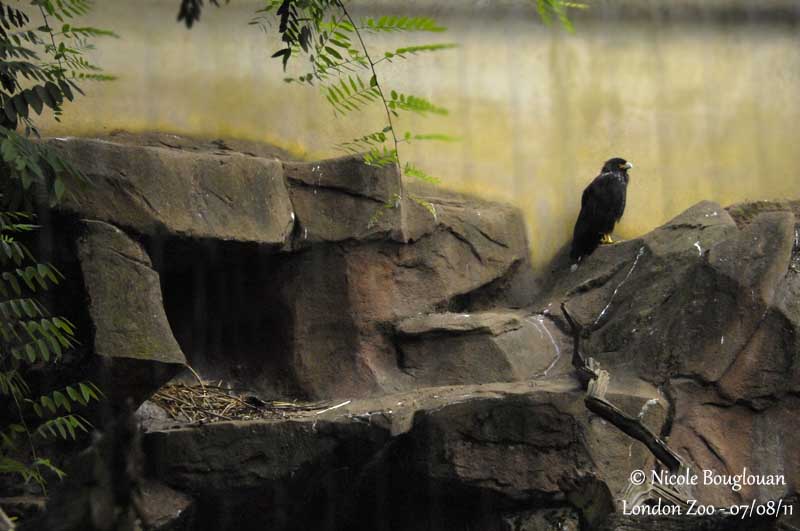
left=39, top=0, right=800, bottom=268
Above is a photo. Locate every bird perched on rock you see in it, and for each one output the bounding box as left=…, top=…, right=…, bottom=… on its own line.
left=570, top=157, right=633, bottom=262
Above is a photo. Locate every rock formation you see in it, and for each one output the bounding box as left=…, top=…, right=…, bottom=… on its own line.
left=15, top=132, right=798, bottom=530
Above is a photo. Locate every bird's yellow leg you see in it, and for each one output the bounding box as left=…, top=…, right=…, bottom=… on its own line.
left=600, top=233, right=615, bottom=245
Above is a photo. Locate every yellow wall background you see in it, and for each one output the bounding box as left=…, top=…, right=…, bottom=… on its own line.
left=38, top=1, right=800, bottom=267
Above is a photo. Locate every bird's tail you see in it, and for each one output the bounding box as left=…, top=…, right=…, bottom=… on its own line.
left=570, top=232, right=602, bottom=261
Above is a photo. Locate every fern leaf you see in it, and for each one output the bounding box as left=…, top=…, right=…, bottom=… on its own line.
left=35, top=415, right=90, bottom=440
left=382, top=43, right=457, bottom=61
left=324, top=76, right=380, bottom=116
left=363, top=147, right=398, bottom=168
left=534, top=0, right=583, bottom=32
left=388, top=92, right=448, bottom=116
left=404, top=133, right=461, bottom=143
left=335, top=127, right=391, bottom=153
left=410, top=195, right=438, bottom=221
left=361, top=16, right=445, bottom=33
left=30, top=458, right=65, bottom=480
left=404, top=163, right=440, bottom=184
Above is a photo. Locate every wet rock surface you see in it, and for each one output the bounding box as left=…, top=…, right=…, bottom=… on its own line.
left=28, top=134, right=800, bottom=530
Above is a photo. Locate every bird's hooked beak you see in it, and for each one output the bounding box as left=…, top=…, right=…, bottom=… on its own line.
left=623, top=162, right=633, bottom=170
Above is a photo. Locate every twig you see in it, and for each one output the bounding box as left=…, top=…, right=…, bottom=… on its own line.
left=38, top=5, right=64, bottom=75
left=560, top=300, right=685, bottom=473
left=184, top=364, right=205, bottom=391
left=159, top=392, right=232, bottom=421
left=315, top=400, right=351, bottom=415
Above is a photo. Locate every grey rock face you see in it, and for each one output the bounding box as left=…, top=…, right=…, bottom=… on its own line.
left=49, top=135, right=535, bottom=401
left=535, top=199, right=800, bottom=509
left=50, top=137, right=294, bottom=246
left=142, top=381, right=665, bottom=531
left=77, top=219, right=186, bottom=403
left=395, top=311, right=570, bottom=386
left=34, top=134, right=799, bottom=531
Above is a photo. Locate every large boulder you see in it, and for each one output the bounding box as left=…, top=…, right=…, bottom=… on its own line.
left=538, top=201, right=796, bottom=387
left=387, top=380, right=665, bottom=503
left=667, top=380, right=800, bottom=508
left=344, top=380, right=666, bottom=530
left=534, top=199, right=800, bottom=508
left=145, top=416, right=390, bottom=531
left=269, top=193, right=535, bottom=398
left=48, top=137, right=295, bottom=246
left=180, top=180, right=537, bottom=399
left=394, top=311, right=571, bottom=386
left=77, top=220, right=186, bottom=403
left=284, top=156, right=434, bottom=244
left=137, top=480, right=195, bottom=531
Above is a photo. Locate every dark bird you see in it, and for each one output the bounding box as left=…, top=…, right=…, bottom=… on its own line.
left=570, top=157, right=633, bottom=262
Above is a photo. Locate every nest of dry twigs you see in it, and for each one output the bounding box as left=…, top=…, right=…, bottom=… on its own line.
left=150, top=382, right=331, bottom=424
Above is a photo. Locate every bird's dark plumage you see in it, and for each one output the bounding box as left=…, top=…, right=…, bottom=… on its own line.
left=570, top=157, right=633, bottom=261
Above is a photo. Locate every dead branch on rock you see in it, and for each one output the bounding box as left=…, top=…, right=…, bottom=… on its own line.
left=560, top=302, right=684, bottom=474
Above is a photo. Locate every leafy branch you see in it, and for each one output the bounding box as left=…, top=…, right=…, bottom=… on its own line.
left=0, top=210, right=102, bottom=491
left=177, top=0, right=229, bottom=28
left=254, top=0, right=463, bottom=226
left=334, top=0, right=403, bottom=194
left=534, top=0, right=588, bottom=32
left=359, top=15, right=445, bottom=33
left=0, top=0, right=112, bottom=492
left=1, top=1, right=115, bottom=208
left=252, top=0, right=581, bottom=225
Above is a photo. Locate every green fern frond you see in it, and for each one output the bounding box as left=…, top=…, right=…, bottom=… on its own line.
left=0, top=455, right=36, bottom=478
left=35, top=414, right=90, bottom=440
left=324, top=75, right=380, bottom=115
left=25, top=383, right=99, bottom=418
left=0, top=297, right=45, bottom=320
left=0, top=263, right=61, bottom=296
left=1, top=0, right=105, bottom=492
left=57, top=25, right=119, bottom=39
left=36, top=0, right=94, bottom=22
left=381, top=43, right=457, bottom=62
left=388, top=92, right=448, bottom=116
left=403, top=162, right=440, bottom=184
left=0, top=213, right=38, bottom=233
left=361, top=16, right=445, bottom=33
left=0, top=369, right=29, bottom=398
left=363, top=146, right=398, bottom=168
left=30, top=457, right=65, bottom=480
left=403, top=132, right=461, bottom=143
left=534, top=0, right=584, bottom=31
left=0, top=455, right=64, bottom=486
left=336, top=127, right=391, bottom=153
